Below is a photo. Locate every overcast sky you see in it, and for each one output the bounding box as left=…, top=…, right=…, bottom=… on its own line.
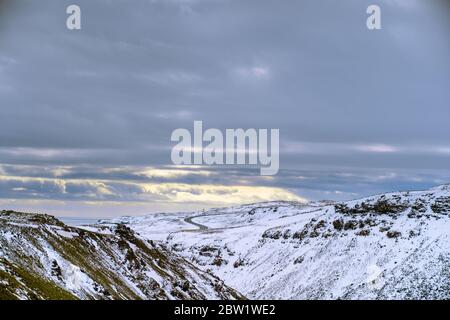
left=0, top=0, right=449, bottom=217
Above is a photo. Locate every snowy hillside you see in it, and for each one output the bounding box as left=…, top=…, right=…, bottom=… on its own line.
left=0, top=211, right=243, bottom=300
left=114, top=185, right=450, bottom=300
left=1, top=185, right=449, bottom=300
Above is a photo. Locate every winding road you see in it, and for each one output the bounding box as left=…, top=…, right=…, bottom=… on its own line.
left=184, top=214, right=209, bottom=230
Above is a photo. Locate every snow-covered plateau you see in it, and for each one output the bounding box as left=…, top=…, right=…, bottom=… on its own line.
left=1, top=185, right=449, bottom=299
left=112, top=185, right=450, bottom=300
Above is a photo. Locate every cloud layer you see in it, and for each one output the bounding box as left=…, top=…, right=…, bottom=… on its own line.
left=0, top=0, right=449, bottom=216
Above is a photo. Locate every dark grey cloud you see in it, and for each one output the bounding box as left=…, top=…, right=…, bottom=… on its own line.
left=0, top=0, right=449, bottom=215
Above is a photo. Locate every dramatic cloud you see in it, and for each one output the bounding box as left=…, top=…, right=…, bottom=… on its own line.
left=0, top=0, right=448, bottom=216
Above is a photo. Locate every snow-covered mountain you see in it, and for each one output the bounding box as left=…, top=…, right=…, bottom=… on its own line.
left=1, top=185, right=449, bottom=300
left=113, top=185, right=450, bottom=300
left=0, top=211, right=243, bottom=300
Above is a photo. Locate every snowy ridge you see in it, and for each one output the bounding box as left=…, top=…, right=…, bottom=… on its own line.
left=0, top=212, right=243, bottom=300
left=114, top=185, right=450, bottom=300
